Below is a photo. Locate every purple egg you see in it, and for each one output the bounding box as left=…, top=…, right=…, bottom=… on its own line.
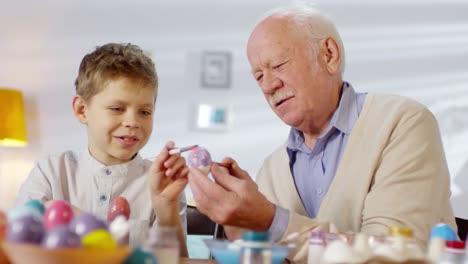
left=7, top=215, right=44, bottom=244
left=69, top=213, right=107, bottom=238
left=41, top=225, right=81, bottom=249
left=187, top=147, right=212, bottom=168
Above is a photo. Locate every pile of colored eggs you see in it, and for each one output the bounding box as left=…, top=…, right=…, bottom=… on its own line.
left=4, top=197, right=131, bottom=249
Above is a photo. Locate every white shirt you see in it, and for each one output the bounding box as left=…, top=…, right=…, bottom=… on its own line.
left=15, top=149, right=187, bottom=246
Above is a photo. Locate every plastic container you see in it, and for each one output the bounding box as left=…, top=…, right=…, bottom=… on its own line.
left=437, top=240, right=466, bottom=264
left=307, top=231, right=325, bottom=264
left=203, top=238, right=292, bottom=264
left=240, top=231, right=272, bottom=264
left=145, top=226, right=179, bottom=264
left=388, top=226, right=425, bottom=260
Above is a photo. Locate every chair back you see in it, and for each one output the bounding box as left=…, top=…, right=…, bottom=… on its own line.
left=455, top=217, right=468, bottom=240
left=187, top=205, right=224, bottom=239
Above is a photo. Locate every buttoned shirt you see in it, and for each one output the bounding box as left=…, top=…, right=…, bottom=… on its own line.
left=268, top=82, right=366, bottom=241
left=15, top=149, right=187, bottom=246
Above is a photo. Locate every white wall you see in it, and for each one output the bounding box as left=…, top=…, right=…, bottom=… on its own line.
left=1, top=0, right=468, bottom=218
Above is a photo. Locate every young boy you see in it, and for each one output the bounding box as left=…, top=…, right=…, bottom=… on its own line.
left=15, top=43, right=189, bottom=256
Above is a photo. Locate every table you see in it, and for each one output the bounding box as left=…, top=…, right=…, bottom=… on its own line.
left=180, top=258, right=216, bottom=264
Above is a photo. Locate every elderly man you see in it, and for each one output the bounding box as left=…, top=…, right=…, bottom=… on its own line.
left=188, top=4, right=455, bottom=262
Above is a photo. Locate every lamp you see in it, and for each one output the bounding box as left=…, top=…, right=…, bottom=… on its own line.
left=0, top=88, right=27, bottom=147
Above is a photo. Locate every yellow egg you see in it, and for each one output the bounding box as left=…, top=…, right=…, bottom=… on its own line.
left=82, top=230, right=117, bottom=249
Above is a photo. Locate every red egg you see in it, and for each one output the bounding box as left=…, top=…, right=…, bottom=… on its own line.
left=43, top=200, right=74, bottom=230
left=0, top=210, right=7, bottom=239
left=107, top=196, right=130, bottom=222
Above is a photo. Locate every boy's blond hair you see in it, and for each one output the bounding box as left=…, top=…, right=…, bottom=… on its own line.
left=75, top=43, right=158, bottom=102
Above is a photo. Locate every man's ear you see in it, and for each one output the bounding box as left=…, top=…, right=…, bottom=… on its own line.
left=321, top=37, right=341, bottom=74
left=72, top=95, right=88, bottom=124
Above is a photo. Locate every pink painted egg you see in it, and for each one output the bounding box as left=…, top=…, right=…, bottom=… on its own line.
left=43, top=200, right=74, bottom=231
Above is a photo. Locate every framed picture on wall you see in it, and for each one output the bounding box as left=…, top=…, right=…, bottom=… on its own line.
left=192, top=103, right=232, bottom=132
left=200, top=51, right=232, bottom=89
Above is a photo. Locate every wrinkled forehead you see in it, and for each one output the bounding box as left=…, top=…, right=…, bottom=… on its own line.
left=248, top=17, right=304, bottom=52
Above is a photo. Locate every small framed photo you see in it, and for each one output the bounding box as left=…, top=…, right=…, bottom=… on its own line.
left=192, top=104, right=232, bottom=132
left=200, top=51, right=232, bottom=89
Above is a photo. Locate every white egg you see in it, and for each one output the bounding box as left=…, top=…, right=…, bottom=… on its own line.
left=374, top=243, right=405, bottom=262
left=322, top=240, right=359, bottom=263
left=109, top=215, right=129, bottom=245
left=353, top=233, right=372, bottom=262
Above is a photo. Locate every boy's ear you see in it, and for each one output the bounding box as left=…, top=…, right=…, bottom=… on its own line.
left=72, top=95, right=88, bottom=124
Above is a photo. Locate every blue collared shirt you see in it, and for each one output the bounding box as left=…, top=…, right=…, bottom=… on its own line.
left=268, top=82, right=367, bottom=241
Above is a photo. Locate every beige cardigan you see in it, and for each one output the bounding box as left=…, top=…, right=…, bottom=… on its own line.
left=256, top=93, right=456, bottom=261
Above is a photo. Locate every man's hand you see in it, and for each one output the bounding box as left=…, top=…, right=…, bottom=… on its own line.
left=188, top=157, right=275, bottom=238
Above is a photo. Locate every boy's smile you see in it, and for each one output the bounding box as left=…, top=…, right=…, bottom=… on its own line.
left=115, top=135, right=140, bottom=148
left=73, top=77, right=156, bottom=165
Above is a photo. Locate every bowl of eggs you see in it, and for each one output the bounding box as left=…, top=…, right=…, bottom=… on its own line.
left=0, top=199, right=133, bottom=264
left=1, top=242, right=131, bottom=264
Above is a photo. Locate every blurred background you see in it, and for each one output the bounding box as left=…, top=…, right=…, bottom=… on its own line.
left=1, top=0, right=467, bottom=225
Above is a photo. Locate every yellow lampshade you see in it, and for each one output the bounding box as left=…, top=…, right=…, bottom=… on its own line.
left=0, top=88, right=28, bottom=147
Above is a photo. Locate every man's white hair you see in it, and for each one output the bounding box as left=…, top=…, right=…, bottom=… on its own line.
left=258, top=2, right=346, bottom=74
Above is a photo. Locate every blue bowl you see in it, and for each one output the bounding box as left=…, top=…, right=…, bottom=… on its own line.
left=203, top=239, right=293, bottom=264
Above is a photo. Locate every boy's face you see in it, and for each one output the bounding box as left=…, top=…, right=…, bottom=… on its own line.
left=73, top=77, right=156, bottom=165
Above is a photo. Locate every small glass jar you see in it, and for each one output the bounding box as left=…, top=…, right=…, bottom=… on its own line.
left=145, top=225, right=179, bottom=264
left=307, top=231, right=326, bottom=264
left=240, top=231, right=272, bottom=264
left=437, top=240, right=466, bottom=264
left=387, top=227, right=424, bottom=260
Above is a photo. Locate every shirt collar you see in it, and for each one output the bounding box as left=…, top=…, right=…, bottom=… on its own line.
left=287, top=82, right=359, bottom=151
left=80, top=149, right=144, bottom=177
left=334, top=81, right=359, bottom=135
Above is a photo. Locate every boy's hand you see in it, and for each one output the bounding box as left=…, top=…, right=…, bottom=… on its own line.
left=148, top=141, right=189, bottom=226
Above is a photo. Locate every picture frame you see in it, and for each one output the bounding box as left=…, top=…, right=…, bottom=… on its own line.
left=192, top=104, right=232, bottom=132
left=200, top=51, right=232, bottom=89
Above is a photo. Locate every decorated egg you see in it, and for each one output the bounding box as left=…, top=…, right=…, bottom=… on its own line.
left=41, top=225, right=81, bottom=249
left=69, top=213, right=107, bottom=238
left=108, top=196, right=131, bottom=222
left=0, top=210, right=7, bottom=239
left=24, top=199, right=45, bottom=215
left=43, top=200, right=74, bottom=230
left=7, top=205, right=43, bottom=222
left=124, top=247, right=157, bottom=264
left=187, top=146, right=212, bottom=174
left=6, top=215, right=44, bottom=244
left=82, top=229, right=117, bottom=249
left=430, top=223, right=458, bottom=241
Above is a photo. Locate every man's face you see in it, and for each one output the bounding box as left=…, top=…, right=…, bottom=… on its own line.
left=78, top=77, right=156, bottom=165
left=247, top=17, right=332, bottom=131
